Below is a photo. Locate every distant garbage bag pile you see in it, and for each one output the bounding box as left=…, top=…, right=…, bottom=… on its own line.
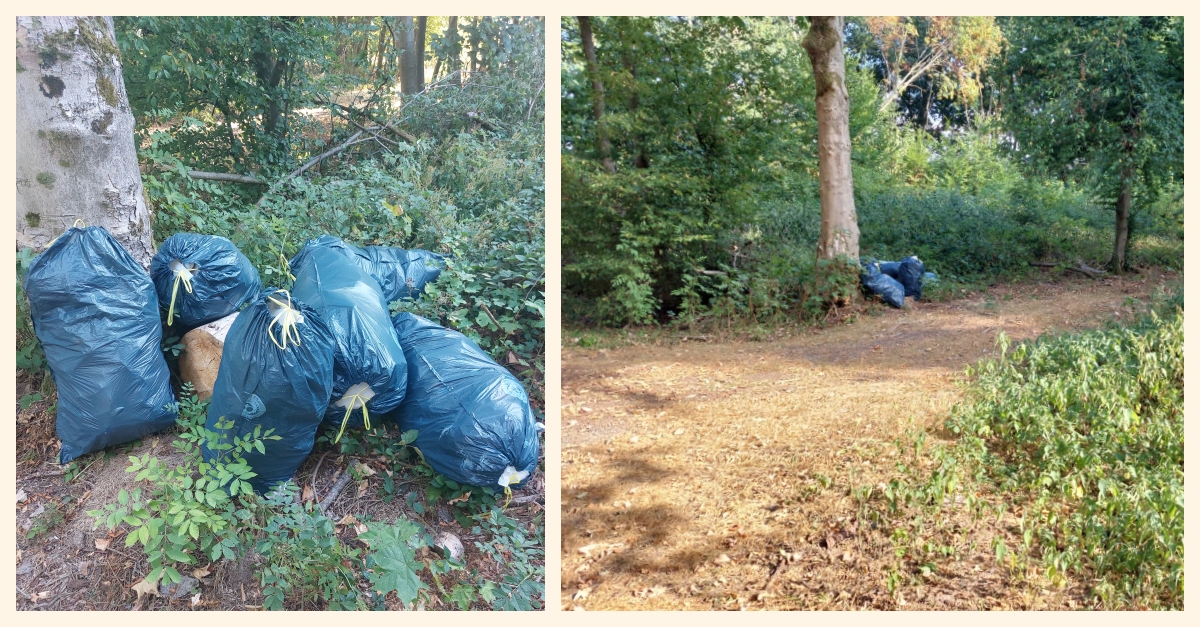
left=150, top=233, right=261, bottom=328
left=861, top=255, right=927, bottom=308
left=203, top=290, right=336, bottom=494
left=24, top=224, right=538, bottom=494
left=24, top=225, right=178, bottom=464
left=390, top=313, right=541, bottom=489
left=289, top=235, right=446, bottom=303
left=290, top=244, right=408, bottom=439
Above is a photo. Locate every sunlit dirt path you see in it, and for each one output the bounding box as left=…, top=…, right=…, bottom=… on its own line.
left=561, top=271, right=1175, bottom=610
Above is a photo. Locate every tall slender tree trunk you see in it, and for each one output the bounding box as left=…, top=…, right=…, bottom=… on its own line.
left=16, top=16, right=155, bottom=268
left=415, top=17, right=427, bottom=90
left=578, top=16, right=616, bottom=174
left=618, top=19, right=648, bottom=169
left=396, top=17, right=420, bottom=95
left=1112, top=168, right=1132, bottom=274
left=447, top=16, right=461, bottom=85
left=803, top=16, right=860, bottom=262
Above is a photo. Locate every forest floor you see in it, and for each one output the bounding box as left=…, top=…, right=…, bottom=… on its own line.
left=14, top=397, right=545, bottom=611
left=561, top=268, right=1176, bottom=610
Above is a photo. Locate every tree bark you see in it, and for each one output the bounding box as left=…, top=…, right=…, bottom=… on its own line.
left=447, top=16, right=461, bottom=86
left=16, top=16, right=155, bottom=268
left=1112, top=168, right=1132, bottom=274
left=578, top=16, right=616, bottom=174
left=415, top=17, right=427, bottom=91
left=396, top=17, right=421, bottom=95
left=618, top=19, right=649, bottom=169
left=803, top=17, right=860, bottom=262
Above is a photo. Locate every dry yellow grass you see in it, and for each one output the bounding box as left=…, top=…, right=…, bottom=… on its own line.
left=561, top=272, right=1175, bottom=610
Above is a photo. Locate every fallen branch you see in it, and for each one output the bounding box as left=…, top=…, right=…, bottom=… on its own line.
left=187, top=170, right=266, bottom=185
left=1064, top=266, right=1100, bottom=279
left=695, top=269, right=727, bottom=277
left=256, top=132, right=372, bottom=207
left=318, top=467, right=353, bottom=514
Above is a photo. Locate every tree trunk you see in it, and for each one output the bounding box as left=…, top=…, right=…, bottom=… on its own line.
left=803, top=16, right=860, bottom=262
left=447, top=16, right=461, bottom=86
left=618, top=19, right=648, bottom=169
left=15, top=16, right=155, bottom=268
left=415, top=17, right=427, bottom=91
left=1112, top=169, right=1132, bottom=274
left=578, top=17, right=616, bottom=174
left=396, top=17, right=420, bottom=95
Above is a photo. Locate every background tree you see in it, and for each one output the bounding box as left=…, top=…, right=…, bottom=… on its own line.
left=577, top=16, right=615, bottom=173
left=803, top=16, right=861, bottom=301
left=16, top=16, right=155, bottom=267
left=1000, top=16, right=1184, bottom=272
left=850, top=16, right=1004, bottom=130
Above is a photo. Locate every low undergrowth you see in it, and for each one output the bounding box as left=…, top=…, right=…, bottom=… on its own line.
left=85, top=385, right=544, bottom=610
left=861, top=287, right=1183, bottom=609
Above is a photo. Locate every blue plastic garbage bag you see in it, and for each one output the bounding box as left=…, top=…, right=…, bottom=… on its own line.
left=861, top=261, right=906, bottom=308
left=23, top=226, right=177, bottom=464
left=203, top=290, right=336, bottom=494
left=150, top=233, right=261, bottom=328
left=390, top=313, right=540, bottom=489
left=876, top=256, right=926, bottom=300
left=291, top=247, right=408, bottom=439
left=290, top=235, right=445, bottom=303
left=898, top=256, right=925, bottom=300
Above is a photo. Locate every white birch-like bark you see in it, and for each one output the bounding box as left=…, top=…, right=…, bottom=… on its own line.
left=16, top=16, right=155, bottom=268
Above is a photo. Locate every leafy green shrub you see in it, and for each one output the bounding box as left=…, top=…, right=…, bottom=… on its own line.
left=944, top=296, right=1183, bottom=608
left=88, top=385, right=266, bottom=586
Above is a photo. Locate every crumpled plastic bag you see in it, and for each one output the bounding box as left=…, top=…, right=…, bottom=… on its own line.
left=290, top=235, right=445, bottom=303
left=291, top=246, right=407, bottom=439
left=150, top=233, right=261, bottom=328
left=861, top=260, right=906, bottom=308
left=389, top=313, right=540, bottom=489
left=203, top=290, right=336, bottom=494
left=24, top=225, right=177, bottom=463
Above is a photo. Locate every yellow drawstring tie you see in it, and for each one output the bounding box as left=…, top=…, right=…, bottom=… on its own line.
left=333, top=394, right=371, bottom=444
left=44, top=219, right=87, bottom=250
left=280, top=252, right=295, bottom=282
left=266, top=291, right=303, bottom=350
left=166, top=266, right=194, bottom=327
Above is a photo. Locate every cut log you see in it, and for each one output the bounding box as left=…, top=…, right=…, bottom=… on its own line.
left=177, top=312, right=238, bottom=400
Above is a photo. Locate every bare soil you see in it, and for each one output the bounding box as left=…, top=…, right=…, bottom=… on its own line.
left=561, top=270, right=1176, bottom=610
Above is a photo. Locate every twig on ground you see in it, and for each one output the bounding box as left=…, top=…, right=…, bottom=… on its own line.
left=311, top=450, right=330, bottom=502
left=318, top=467, right=353, bottom=514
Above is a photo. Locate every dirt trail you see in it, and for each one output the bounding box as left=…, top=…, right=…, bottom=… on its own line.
left=561, top=271, right=1175, bottom=610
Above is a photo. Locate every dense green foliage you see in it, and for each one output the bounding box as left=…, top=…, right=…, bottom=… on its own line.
left=1000, top=17, right=1184, bottom=216
left=562, top=16, right=1183, bottom=327
left=948, top=294, right=1183, bottom=607
left=19, top=16, right=545, bottom=611
left=865, top=290, right=1183, bottom=609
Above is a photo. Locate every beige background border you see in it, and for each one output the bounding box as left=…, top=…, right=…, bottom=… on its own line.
left=2, top=0, right=1197, bottom=621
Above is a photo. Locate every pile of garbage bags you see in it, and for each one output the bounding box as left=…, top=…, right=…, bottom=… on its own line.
left=861, top=256, right=927, bottom=308
left=24, top=225, right=540, bottom=494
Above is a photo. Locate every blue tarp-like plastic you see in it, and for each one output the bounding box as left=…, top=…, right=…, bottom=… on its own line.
left=203, top=290, right=336, bottom=494
left=24, top=226, right=177, bottom=463
left=861, top=261, right=906, bottom=308
left=878, top=256, right=926, bottom=300
left=291, top=247, right=408, bottom=434
left=290, top=235, right=445, bottom=303
left=390, top=313, right=540, bottom=489
left=150, top=233, right=261, bottom=328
